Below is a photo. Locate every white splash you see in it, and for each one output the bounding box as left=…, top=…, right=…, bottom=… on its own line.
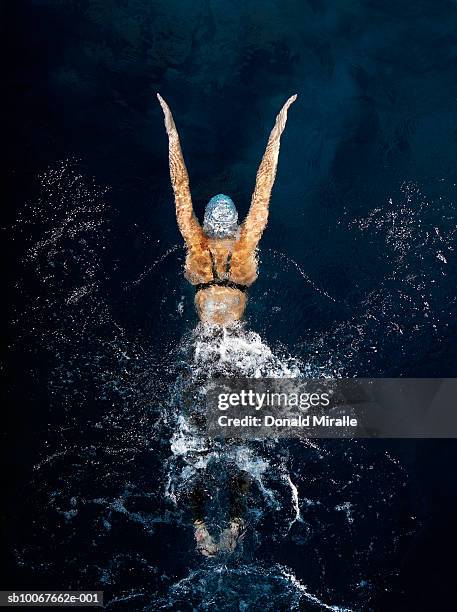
left=280, top=566, right=353, bottom=611
left=284, top=473, right=302, bottom=531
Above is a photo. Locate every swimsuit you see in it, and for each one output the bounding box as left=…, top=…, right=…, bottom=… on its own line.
left=195, top=250, right=247, bottom=293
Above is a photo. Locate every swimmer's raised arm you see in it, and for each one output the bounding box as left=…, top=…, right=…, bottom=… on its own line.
left=240, top=94, right=297, bottom=249
left=157, top=93, right=203, bottom=247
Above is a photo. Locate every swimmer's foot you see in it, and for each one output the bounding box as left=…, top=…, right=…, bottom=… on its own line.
left=194, top=520, right=218, bottom=557
left=219, top=518, right=246, bottom=552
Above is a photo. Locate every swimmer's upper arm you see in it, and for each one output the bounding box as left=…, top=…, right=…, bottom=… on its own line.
left=157, top=94, right=204, bottom=248
left=240, top=95, right=297, bottom=251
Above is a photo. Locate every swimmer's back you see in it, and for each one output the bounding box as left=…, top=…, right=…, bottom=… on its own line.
left=184, top=237, right=258, bottom=287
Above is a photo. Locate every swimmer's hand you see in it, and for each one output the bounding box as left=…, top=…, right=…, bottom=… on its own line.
left=275, top=94, right=297, bottom=131
left=157, top=93, right=177, bottom=138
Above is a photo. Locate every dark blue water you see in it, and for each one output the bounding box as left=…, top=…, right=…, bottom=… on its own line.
left=3, top=1, right=457, bottom=610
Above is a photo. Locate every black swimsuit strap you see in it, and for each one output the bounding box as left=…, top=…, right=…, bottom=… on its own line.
left=209, top=250, right=219, bottom=280
left=195, top=249, right=247, bottom=294
left=225, top=253, right=232, bottom=277
left=195, top=279, right=247, bottom=293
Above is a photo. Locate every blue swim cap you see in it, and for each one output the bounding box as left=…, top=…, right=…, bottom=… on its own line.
left=203, top=194, right=239, bottom=239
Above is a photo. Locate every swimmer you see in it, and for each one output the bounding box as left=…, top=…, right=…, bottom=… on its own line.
left=158, top=93, right=296, bottom=555
left=157, top=92, right=297, bottom=326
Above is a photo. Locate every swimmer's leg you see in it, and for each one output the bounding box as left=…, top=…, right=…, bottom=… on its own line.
left=188, top=476, right=218, bottom=557
left=219, top=470, right=251, bottom=552
left=188, top=475, right=208, bottom=523
left=229, top=470, right=251, bottom=519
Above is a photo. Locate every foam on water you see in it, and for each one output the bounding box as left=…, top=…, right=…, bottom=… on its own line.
left=153, top=564, right=353, bottom=612
left=163, top=322, right=311, bottom=522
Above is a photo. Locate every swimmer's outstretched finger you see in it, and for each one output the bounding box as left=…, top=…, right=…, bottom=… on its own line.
left=156, top=92, right=177, bottom=136
left=274, top=94, right=298, bottom=134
